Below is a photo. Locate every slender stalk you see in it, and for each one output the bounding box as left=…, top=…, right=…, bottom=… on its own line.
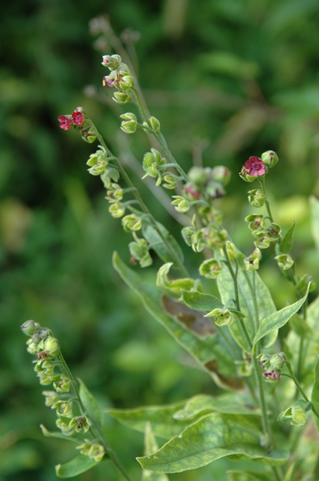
left=57, top=350, right=133, bottom=481
left=284, top=366, right=319, bottom=419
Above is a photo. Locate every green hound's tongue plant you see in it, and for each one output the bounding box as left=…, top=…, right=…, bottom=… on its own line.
left=22, top=52, right=319, bottom=481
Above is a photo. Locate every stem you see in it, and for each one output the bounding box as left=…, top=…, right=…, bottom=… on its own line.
left=258, top=177, right=274, bottom=222
left=58, top=349, right=133, bottom=481
left=92, top=123, right=189, bottom=277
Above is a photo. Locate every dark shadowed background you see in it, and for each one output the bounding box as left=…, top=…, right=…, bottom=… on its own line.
left=1, top=0, right=319, bottom=480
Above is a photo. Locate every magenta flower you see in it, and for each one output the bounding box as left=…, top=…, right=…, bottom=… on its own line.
left=244, top=156, right=266, bottom=177
left=72, top=111, right=84, bottom=126
left=58, top=115, right=72, bottom=131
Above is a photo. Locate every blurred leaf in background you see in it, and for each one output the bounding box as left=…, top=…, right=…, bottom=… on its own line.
left=1, top=0, right=319, bottom=480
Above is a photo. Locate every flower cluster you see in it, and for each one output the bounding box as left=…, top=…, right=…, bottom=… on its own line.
left=20, top=320, right=105, bottom=460
left=58, top=108, right=85, bottom=131
left=101, top=54, right=134, bottom=104
left=257, top=352, right=286, bottom=383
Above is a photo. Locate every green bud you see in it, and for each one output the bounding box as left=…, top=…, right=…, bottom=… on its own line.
left=296, top=274, right=316, bottom=294
left=42, top=336, right=59, bottom=357
left=171, top=196, right=192, bottom=214
left=26, top=338, right=39, bottom=355
left=120, top=112, right=137, bottom=134
left=69, top=416, right=91, bottom=433
left=101, top=54, right=122, bottom=70
left=101, top=167, right=120, bottom=188
left=244, top=248, right=262, bottom=271
left=247, top=189, right=266, bottom=208
left=76, top=440, right=105, bottom=462
left=113, top=91, right=131, bottom=104
left=205, top=308, right=234, bottom=327
left=119, top=74, right=134, bottom=91
left=261, top=150, right=278, bottom=168
left=188, top=167, right=208, bottom=186
left=162, top=173, right=179, bottom=189
left=129, top=238, right=152, bottom=268
left=122, top=214, right=142, bottom=232
left=211, top=166, right=231, bottom=186
left=53, top=400, right=73, bottom=418
left=142, top=148, right=166, bottom=179
left=81, top=126, right=97, bottom=143
left=245, top=214, right=265, bottom=233
left=88, top=160, right=107, bottom=176
left=42, top=390, right=59, bottom=407
left=109, top=203, right=125, bottom=218
left=53, top=375, right=71, bottom=393
left=106, top=183, right=123, bottom=202
left=225, top=241, right=238, bottom=260
left=266, top=223, right=282, bottom=240
left=275, top=253, right=294, bottom=270
left=20, top=320, right=41, bottom=337
left=199, top=259, right=223, bottom=279
left=56, top=417, right=75, bottom=435
left=202, top=226, right=227, bottom=250
left=148, top=116, right=161, bottom=133
left=254, top=235, right=271, bottom=249
left=278, top=400, right=308, bottom=427
left=86, top=149, right=106, bottom=167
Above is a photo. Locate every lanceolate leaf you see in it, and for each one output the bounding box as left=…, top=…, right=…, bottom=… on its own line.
left=181, top=290, right=223, bottom=311
left=78, top=378, right=104, bottom=427
left=143, top=423, right=170, bottom=480
left=113, top=252, right=242, bottom=390
left=55, top=455, right=101, bottom=478
left=216, top=255, right=277, bottom=351
left=252, top=285, right=310, bottom=352
left=105, top=401, right=190, bottom=440
left=137, top=414, right=289, bottom=473
left=311, top=357, right=319, bottom=433
left=228, top=470, right=273, bottom=481
left=142, top=222, right=184, bottom=268
left=279, top=221, right=295, bottom=254
left=40, top=424, right=77, bottom=441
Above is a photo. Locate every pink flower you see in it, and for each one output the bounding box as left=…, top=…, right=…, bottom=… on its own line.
left=263, top=370, right=280, bottom=381
left=72, top=110, right=84, bottom=126
left=184, top=185, right=201, bottom=200
left=244, top=156, right=266, bottom=177
left=58, top=115, right=72, bottom=131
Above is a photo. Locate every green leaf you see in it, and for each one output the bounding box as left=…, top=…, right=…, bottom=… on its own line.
left=252, top=284, right=310, bottom=352
left=228, top=470, right=273, bottom=481
left=279, top=221, right=295, bottom=254
left=55, top=455, right=100, bottom=478
left=286, top=294, right=319, bottom=387
left=142, top=423, right=170, bottom=480
left=78, top=378, right=104, bottom=427
left=173, top=394, right=260, bottom=420
left=181, top=290, right=223, bottom=311
left=289, top=314, right=313, bottom=339
left=105, top=401, right=190, bottom=440
left=40, top=424, right=77, bottom=442
left=310, top=195, right=319, bottom=251
left=216, top=255, right=277, bottom=351
left=311, top=356, right=319, bottom=433
left=112, top=252, right=243, bottom=390
left=137, top=414, right=288, bottom=473
left=156, top=263, right=196, bottom=295
left=142, top=222, right=184, bottom=268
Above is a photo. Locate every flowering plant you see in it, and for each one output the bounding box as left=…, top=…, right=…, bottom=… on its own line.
left=21, top=40, right=319, bottom=481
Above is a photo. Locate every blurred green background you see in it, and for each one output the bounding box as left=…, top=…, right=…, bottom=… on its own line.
left=1, top=0, right=319, bottom=480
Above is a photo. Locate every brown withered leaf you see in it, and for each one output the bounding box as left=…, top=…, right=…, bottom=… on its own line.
left=162, top=295, right=215, bottom=337
left=204, top=359, right=244, bottom=390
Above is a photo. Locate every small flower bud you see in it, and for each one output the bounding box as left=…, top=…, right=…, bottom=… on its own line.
left=162, top=173, right=179, bottom=190
left=42, top=390, right=59, bottom=407
left=211, top=166, right=231, bottom=186
left=247, top=189, right=266, bottom=208
left=142, top=148, right=166, bottom=179
left=188, top=167, right=208, bottom=186
left=184, top=185, right=201, bottom=200
left=129, top=238, right=152, bottom=268
left=122, top=214, right=142, bottom=232
left=263, top=370, right=281, bottom=382
left=278, top=400, right=309, bottom=427
left=113, top=91, right=131, bottom=104
left=26, top=338, right=39, bottom=355
left=245, top=214, right=265, bottom=233
left=148, top=116, right=161, bottom=133
left=42, top=336, right=59, bottom=357
left=88, top=160, right=107, bottom=176
left=266, top=223, right=282, bottom=240
left=205, top=308, right=234, bottom=327
left=53, top=400, right=73, bottom=418
left=225, top=241, right=239, bottom=260
left=101, top=54, right=122, bottom=70
left=244, top=248, right=262, bottom=271
left=261, top=150, right=278, bottom=168
left=106, top=183, right=123, bottom=202
left=56, top=417, right=74, bottom=435
left=199, top=259, right=223, bottom=279
left=172, top=196, right=192, bottom=214
left=254, top=235, right=271, bottom=249
left=275, top=254, right=294, bottom=270
left=119, top=74, right=134, bottom=91
left=120, top=112, right=137, bottom=134
left=69, top=416, right=91, bottom=433
left=21, top=320, right=41, bottom=337
left=109, top=202, right=126, bottom=218
left=53, top=375, right=71, bottom=393
left=81, top=126, right=97, bottom=143
left=76, top=440, right=105, bottom=462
